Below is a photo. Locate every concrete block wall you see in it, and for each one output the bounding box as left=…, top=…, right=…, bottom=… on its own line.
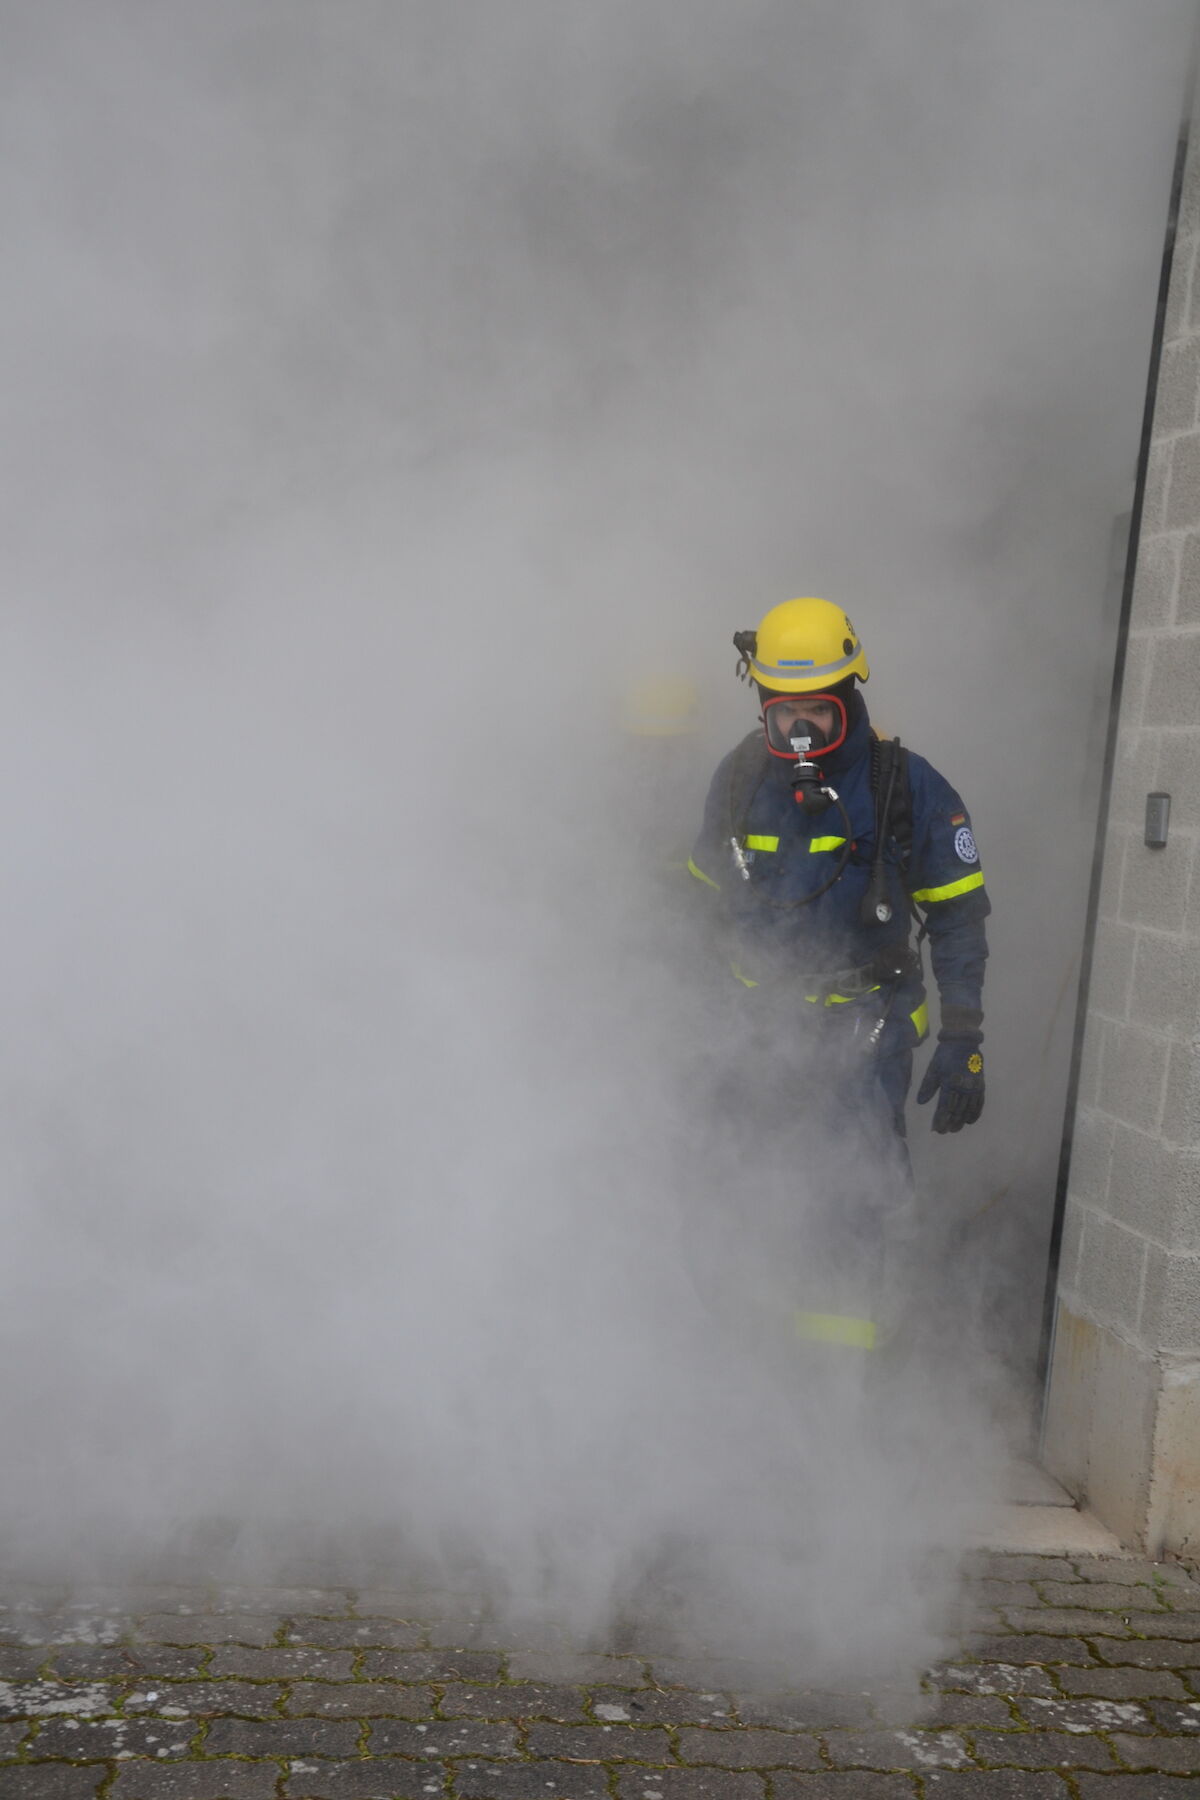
left=1043, top=103, right=1200, bottom=1557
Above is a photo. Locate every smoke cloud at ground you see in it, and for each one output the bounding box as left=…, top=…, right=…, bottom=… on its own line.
left=1, top=1, right=1194, bottom=1682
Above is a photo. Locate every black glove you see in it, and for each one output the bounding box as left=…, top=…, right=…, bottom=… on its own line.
left=916, top=1036, right=985, bottom=1133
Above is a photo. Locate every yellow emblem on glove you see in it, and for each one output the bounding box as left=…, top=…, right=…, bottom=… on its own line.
left=968, top=1052, right=983, bottom=1074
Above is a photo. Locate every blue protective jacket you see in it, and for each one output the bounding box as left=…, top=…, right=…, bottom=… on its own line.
left=688, top=697, right=989, bottom=1051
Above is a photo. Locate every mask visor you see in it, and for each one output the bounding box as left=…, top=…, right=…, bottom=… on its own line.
left=760, top=692, right=848, bottom=761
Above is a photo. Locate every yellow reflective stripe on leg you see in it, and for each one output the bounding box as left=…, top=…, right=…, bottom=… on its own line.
left=730, top=962, right=758, bottom=988
left=911, top=871, right=985, bottom=904
left=910, top=1001, right=929, bottom=1039
left=745, top=834, right=778, bottom=852
left=802, top=987, right=881, bottom=1006
left=796, top=1311, right=877, bottom=1350
left=687, top=856, right=721, bottom=890
left=809, top=836, right=847, bottom=852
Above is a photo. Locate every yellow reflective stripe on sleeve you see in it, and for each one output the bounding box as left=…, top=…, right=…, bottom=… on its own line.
left=730, top=962, right=758, bottom=988
left=910, top=1001, right=929, bottom=1039
left=911, top=870, right=985, bottom=904
left=687, top=856, right=721, bottom=890
left=809, top=836, right=847, bottom=852
left=745, top=834, right=779, bottom=852
left=796, top=1311, right=877, bottom=1350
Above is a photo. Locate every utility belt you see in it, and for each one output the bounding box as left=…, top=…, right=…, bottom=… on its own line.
left=802, top=945, right=922, bottom=1008
left=729, top=945, right=927, bottom=1049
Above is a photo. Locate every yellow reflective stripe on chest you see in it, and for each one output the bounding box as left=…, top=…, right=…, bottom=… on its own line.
left=911, top=870, right=985, bottom=903
left=740, top=833, right=844, bottom=853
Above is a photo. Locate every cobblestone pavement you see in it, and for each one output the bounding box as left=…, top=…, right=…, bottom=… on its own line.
left=5, top=1552, right=1200, bottom=1797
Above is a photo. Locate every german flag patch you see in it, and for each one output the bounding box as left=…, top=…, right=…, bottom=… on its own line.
left=950, top=812, right=966, bottom=826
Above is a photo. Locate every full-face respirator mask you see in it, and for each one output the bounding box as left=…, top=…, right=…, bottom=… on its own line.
left=758, top=691, right=848, bottom=815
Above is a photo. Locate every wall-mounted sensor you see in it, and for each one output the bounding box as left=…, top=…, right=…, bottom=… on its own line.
left=1145, top=791, right=1171, bottom=849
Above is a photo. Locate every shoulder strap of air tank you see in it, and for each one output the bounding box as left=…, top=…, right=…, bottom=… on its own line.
left=872, top=733, right=913, bottom=855
left=726, top=729, right=772, bottom=841
left=872, top=732, right=925, bottom=938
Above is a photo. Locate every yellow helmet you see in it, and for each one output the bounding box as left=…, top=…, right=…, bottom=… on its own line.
left=620, top=674, right=700, bottom=737
left=736, top=597, right=869, bottom=694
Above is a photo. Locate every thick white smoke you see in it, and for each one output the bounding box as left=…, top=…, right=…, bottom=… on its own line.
left=0, top=0, right=1194, bottom=1683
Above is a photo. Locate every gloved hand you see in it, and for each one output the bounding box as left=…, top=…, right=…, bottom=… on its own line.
left=916, top=1036, right=985, bottom=1133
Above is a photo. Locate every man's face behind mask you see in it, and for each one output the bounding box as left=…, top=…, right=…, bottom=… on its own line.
left=760, top=692, right=847, bottom=760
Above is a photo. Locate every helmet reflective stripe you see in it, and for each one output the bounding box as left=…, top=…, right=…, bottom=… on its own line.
left=752, top=643, right=863, bottom=685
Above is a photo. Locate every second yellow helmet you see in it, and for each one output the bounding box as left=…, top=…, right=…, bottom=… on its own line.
left=741, top=597, right=869, bottom=694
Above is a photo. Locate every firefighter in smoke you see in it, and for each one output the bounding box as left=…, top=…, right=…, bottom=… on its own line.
left=687, top=597, right=989, bottom=1352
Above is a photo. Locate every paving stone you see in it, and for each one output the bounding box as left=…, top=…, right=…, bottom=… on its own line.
left=974, top=1581, right=1044, bottom=1607
left=1015, top=1696, right=1151, bottom=1734
left=1163, top=1588, right=1200, bottom=1611
left=971, top=1731, right=1118, bottom=1768
left=352, top=1590, right=485, bottom=1621
left=733, top=1689, right=876, bottom=1728
left=0, top=1648, right=44, bottom=1681
left=972, top=1558, right=1082, bottom=1583
left=134, top=1614, right=282, bottom=1646
left=999, top=1610, right=1134, bottom=1637
left=931, top=1665, right=1058, bottom=1697
left=125, top=1680, right=285, bottom=1716
left=109, top=1764, right=280, bottom=1798
left=1096, top=1638, right=1200, bottom=1667
left=48, top=1645, right=207, bottom=1680
left=640, top=1658, right=760, bottom=1691
left=614, top=1773, right=765, bottom=1799
left=592, top=1686, right=735, bottom=1725
left=966, top=1636, right=1097, bottom=1664
left=1035, top=1585, right=1163, bottom=1612
left=0, top=1771, right=108, bottom=1799
left=825, top=1730, right=972, bottom=1770
left=0, top=1615, right=127, bottom=1648
left=287, top=1619, right=426, bottom=1650
left=1074, top=1561, right=1195, bottom=1587
left=456, top=1764, right=609, bottom=1800
left=361, top=1649, right=504, bottom=1683
left=34, top=1714, right=200, bottom=1756
left=907, top=1694, right=1014, bottom=1730
left=916, top=1778, right=1068, bottom=1798
left=204, top=1715, right=359, bottom=1756
left=212, top=1589, right=357, bottom=1615
left=771, top=1778, right=917, bottom=1798
left=425, top=1623, right=543, bottom=1653
left=288, top=1681, right=435, bottom=1718
left=62, top=1588, right=202, bottom=1613
left=1074, top=1778, right=1200, bottom=1798
left=675, top=1725, right=823, bottom=1767
left=284, top=1761, right=451, bottom=1799
left=1147, top=1700, right=1200, bottom=1732
left=368, top=1719, right=520, bottom=1758
left=523, top=1722, right=672, bottom=1763
left=1119, top=1613, right=1200, bottom=1638
left=0, top=1718, right=29, bottom=1753
left=209, top=1647, right=355, bottom=1679
left=1111, top=1732, right=1200, bottom=1771
left=0, top=1680, right=124, bottom=1718
left=1056, top=1665, right=1193, bottom=1699
left=439, top=1683, right=585, bottom=1721
left=507, top=1650, right=644, bottom=1685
